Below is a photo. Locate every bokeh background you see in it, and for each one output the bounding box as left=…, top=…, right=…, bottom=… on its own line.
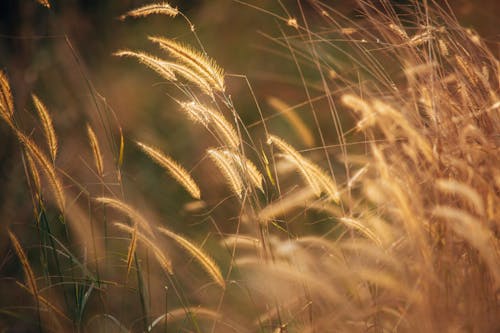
left=0, top=0, right=498, bottom=331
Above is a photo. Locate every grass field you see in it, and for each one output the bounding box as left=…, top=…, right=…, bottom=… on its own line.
left=0, top=1, right=499, bottom=332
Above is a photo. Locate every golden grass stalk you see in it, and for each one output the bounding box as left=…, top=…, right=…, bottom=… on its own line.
left=8, top=230, right=38, bottom=298
left=32, top=94, right=57, bottom=162
left=221, top=149, right=263, bottom=192
left=267, top=96, right=314, bottom=147
left=0, top=71, right=14, bottom=124
left=18, top=132, right=65, bottom=212
left=136, top=141, right=201, bottom=199
left=95, top=197, right=154, bottom=236
left=208, top=148, right=244, bottom=199
left=114, top=222, right=173, bottom=275
left=180, top=101, right=240, bottom=148
left=149, top=36, right=225, bottom=92
left=86, top=124, right=104, bottom=177
left=157, top=226, right=225, bottom=288
left=119, top=2, right=178, bottom=20
left=114, top=50, right=176, bottom=81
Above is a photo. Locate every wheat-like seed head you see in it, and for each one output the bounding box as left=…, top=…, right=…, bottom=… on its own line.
left=136, top=141, right=201, bottom=199
left=149, top=36, right=225, bottom=92
left=32, top=94, right=57, bottom=163
left=86, top=124, right=104, bottom=177
left=180, top=101, right=240, bottom=148
left=158, top=226, right=225, bottom=288
left=8, top=230, right=38, bottom=297
left=114, top=50, right=176, bottom=81
left=207, top=148, right=244, bottom=199
left=0, top=71, right=14, bottom=124
left=119, top=2, right=178, bottom=20
left=267, top=134, right=321, bottom=196
left=18, top=132, right=65, bottom=212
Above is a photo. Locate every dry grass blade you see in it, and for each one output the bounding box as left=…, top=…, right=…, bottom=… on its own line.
left=95, top=197, right=154, bottom=236
left=18, top=132, right=65, bottom=212
left=114, top=222, right=173, bottom=275
left=86, top=124, right=104, bottom=177
left=136, top=141, right=201, bottom=199
left=32, top=94, right=57, bottom=162
left=0, top=71, right=14, bottom=124
left=158, top=226, right=225, bottom=288
left=119, top=2, right=178, bottom=20
left=8, top=231, right=38, bottom=297
left=267, top=96, right=314, bottom=147
left=149, top=36, right=225, bottom=92
left=208, top=148, right=244, bottom=199
left=114, top=50, right=176, bottom=81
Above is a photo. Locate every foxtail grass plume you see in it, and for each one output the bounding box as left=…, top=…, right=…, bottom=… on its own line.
left=149, top=36, right=225, bottom=93
left=208, top=148, right=244, bottom=199
left=119, top=2, right=178, bottom=20
left=114, top=222, right=173, bottom=275
left=158, top=226, right=225, bottom=288
left=136, top=141, right=201, bottom=199
left=18, top=132, right=65, bottom=212
left=0, top=71, right=14, bottom=124
left=8, top=230, right=38, bottom=298
left=86, top=124, right=104, bottom=177
left=179, top=101, right=240, bottom=148
left=114, top=50, right=176, bottom=81
left=32, top=94, right=57, bottom=162
left=267, top=134, right=338, bottom=201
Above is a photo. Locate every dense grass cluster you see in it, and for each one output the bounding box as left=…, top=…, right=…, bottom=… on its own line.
left=0, top=0, right=499, bottom=332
